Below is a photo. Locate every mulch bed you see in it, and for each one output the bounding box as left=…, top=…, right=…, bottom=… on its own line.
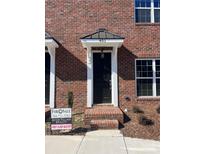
left=45, top=109, right=160, bottom=140
left=120, top=112, right=160, bottom=141
left=45, top=123, right=89, bottom=136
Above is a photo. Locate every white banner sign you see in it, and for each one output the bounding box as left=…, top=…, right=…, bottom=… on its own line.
left=51, top=108, right=71, bottom=119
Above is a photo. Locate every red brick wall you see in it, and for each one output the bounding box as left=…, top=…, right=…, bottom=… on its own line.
left=46, top=0, right=160, bottom=115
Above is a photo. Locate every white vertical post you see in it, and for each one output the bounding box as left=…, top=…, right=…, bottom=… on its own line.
left=112, top=46, right=118, bottom=107
left=151, top=0, right=155, bottom=23
left=48, top=47, right=56, bottom=108
left=87, top=47, right=93, bottom=107
left=152, top=59, right=156, bottom=96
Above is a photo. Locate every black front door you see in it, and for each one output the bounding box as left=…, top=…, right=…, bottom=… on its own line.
left=93, top=53, right=111, bottom=104
left=45, top=53, right=50, bottom=105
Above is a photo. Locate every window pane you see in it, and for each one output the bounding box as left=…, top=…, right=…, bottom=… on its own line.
left=137, top=65, right=141, bottom=72
left=156, top=60, right=160, bottom=65
left=142, top=71, right=147, bottom=77
left=156, top=79, right=160, bottom=96
left=155, top=60, right=160, bottom=77
left=136, top=60, right=141, bottom=66
left=142, top=60, right=152, bottom=65
left=142, top=65, right=147, bottom=71
left=136, top=60, right=153, bottom=77
left=148, top=71, right=153, bottom=77
left=135, top=9, right=151, bottom=23
left=154, top=0, right=160, bottom=8
left=135, top=0, right=151, bottom=7
left=137, top=79, right=153, bottom=96
left=156, top=70, right=160, bottom=77
left=148, top=66, right=152, bottom=71
left=154, top=9, right=160, bottom=23
left=135, top=1, right=140, bottom=7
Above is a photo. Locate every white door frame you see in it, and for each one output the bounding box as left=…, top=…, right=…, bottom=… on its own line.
left=81, top=39, right=124, bottom=108
left=86, top=47, right=118, bottom=107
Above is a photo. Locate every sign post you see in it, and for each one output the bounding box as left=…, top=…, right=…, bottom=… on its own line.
left=51, top=108, right=72, bottom=130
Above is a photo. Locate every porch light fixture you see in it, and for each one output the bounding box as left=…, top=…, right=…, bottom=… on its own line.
left=100, top=49, right=104, bottom=59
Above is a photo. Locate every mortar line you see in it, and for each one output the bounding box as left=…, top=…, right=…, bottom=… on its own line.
left=75, top=135, right=85, bottom=154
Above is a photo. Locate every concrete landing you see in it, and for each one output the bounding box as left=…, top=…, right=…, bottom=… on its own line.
left=45, top=136, right=83, bottom=154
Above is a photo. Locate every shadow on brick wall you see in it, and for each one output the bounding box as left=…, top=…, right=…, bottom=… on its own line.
left=55, top=44, right=137, bottom=81
left=118, top=45, right=137, bottom=80
left=55, top=45, right=87, bottom=81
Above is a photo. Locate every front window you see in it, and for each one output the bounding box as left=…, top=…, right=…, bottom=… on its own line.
left=135, top=0, right=160, bottom=23
left=136, top=59, right=160, bottom=96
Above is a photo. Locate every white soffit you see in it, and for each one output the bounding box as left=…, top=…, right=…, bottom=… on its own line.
left=45, top=39, right=59, bottom=48
left=80, top=39, right=124, bottom=48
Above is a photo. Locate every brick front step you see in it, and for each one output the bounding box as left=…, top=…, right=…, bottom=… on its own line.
left=93, top=104, right=114, bottom=107
left=84, top=106, right=124, bottom=128
left=90, top=119, right=119, bottom=129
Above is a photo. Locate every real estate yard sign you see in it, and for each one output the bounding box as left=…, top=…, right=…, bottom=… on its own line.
left=51, top=108, right=72, bottom=130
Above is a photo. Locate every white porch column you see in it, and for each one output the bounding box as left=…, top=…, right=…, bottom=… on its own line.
left=48, top=47, right=56, bottom=108
left=112, top=46, right=118, bottom=107
left=87, top=47, right=93, bottom=107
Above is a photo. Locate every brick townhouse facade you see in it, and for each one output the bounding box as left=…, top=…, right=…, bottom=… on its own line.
left=45, top=0, right=160, bottom=140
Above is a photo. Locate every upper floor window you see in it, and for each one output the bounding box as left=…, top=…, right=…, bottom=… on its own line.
left=135, top=0, right=160, bottom=23
left=135, top=59, right=160, bottom=96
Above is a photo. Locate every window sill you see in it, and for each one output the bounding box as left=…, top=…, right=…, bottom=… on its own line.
left=135, top=23, right=160, bottom=26
left=136, top=96, right=160, bottom=101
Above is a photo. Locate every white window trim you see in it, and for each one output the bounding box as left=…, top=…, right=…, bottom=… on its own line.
left=135, top=0, right=160, bottom=23
left=152, top=59, right=156, bottom=96
left=135, top=58, right=160, bottom=97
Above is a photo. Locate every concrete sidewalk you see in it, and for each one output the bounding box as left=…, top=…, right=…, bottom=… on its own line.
left=45, top=130, right=159, bottom=154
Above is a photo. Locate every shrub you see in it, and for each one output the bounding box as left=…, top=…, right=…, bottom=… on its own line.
left=139, top=116, right=154, bottom=126
left=68, top=91, right=73, bottom=108
left=133, top=106, right=144, bottom=114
